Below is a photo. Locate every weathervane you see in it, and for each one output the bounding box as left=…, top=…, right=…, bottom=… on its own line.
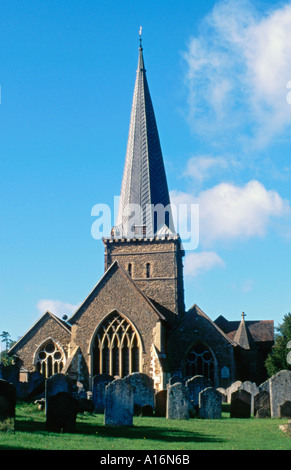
left=139, top=26, right=143, bottom=48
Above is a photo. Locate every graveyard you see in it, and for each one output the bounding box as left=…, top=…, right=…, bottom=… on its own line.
left=1, top=370, right=291, bottom=450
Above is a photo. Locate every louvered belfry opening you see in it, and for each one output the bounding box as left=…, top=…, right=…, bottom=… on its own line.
left=93, top=312, right=141, bottom=377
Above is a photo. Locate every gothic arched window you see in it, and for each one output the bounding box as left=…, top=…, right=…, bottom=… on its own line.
left=184, top=342, right=214, bottom=383
left=93, top=312, right=141, bottom=377
left=35, top=340, right=64, bottom=378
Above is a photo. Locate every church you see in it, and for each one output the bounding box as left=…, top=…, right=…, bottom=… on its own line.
left=9, top=41, right=274, bottom=391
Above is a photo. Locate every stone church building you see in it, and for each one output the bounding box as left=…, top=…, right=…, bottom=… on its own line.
left=9, top=43, right=274, bottom=391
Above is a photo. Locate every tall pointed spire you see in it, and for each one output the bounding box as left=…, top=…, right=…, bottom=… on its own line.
left=114, top=37, right=174, bottom=238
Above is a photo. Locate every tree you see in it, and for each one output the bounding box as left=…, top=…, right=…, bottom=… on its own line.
left=0, top=331, right=14, bottom=366
left=265, top=313, right=291, bottom=377
left=0, top=331, right=11, bottom=351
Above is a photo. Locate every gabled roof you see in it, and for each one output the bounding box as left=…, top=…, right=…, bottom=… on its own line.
left=9, top=311, right=71, bottom=355
left=68, top=260, right=166, bottom=324
left=168, top=303, right=237, bottom=347
left=214, top=315, right=274, bottom=344
left=115, top=44, right=174, bottom=237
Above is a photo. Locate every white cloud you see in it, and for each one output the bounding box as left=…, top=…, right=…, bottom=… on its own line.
left=37, top=299, right=78, bottom=317
left=184, top=251, right=225, bottom=277
left=171, top=179, right=290, bottom=247
left=183, top=0, right=291, bottom=147
left=184, top=155, right=229, bottom=182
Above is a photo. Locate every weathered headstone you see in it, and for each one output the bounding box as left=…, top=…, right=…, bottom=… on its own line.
left=123, top=373, right=154, bottom=411
left=45, top=373, right=78, bottom=433
left=104, top=378, right=134, bottom=426
left=155, top=390, right=167, bottom=417
left=216, top=388, right=227, bottom=403
left=166, top=382, right=189, bottom=420
left=230, top=389, right=251, bottom=418
left=199, top=387, right=222, bottom=419
left=239, top=381, right=259, bottom=415
left=254, top=390, right=270, bottom=418
left=92, top=374, right=114, bottom=413
left=0, top=379, right=16, bottom=431
left=269, top=370, right=291, bottom=418
left=186, top=375, right=212, bottom=407
left=280, top=400, right=291, bottom=418
left=226, top=380, right=242, bottom=403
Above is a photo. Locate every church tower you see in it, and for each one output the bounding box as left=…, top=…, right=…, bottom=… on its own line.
left=103, top=39, right=185, bottom=320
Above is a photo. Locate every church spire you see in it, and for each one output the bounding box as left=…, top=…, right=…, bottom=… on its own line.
left=114, top=37, right=174, bottom=238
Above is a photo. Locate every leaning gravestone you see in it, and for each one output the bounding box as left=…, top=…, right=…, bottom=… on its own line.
left=123, top=372, right=155, bottom=413
left=269, top=370, right=291, bottom=418
left=166, top=382, right=189, bottom=420
left=92, top=374, right=114, bottom=413
left=104, top=378, right=134, bottom=426
left=199, top=387, right=222, bottom=419
left=45, top=373, right=78, bottom=433
left=0, top=379, right=16, bottom=431
left=230, top=389, right=251, bottom=418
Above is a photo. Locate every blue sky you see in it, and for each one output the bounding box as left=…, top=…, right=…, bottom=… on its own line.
left=1, top=0, right=291, bottom=343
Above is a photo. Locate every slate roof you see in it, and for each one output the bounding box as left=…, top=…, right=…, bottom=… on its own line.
left=214, top=315, right=274, bottom=346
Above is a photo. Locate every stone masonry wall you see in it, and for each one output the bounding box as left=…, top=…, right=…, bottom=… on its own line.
left=104, top=237, right=185, bottom=317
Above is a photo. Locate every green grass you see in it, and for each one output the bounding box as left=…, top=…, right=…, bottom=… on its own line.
left=0, top=402, right=291, bottom=450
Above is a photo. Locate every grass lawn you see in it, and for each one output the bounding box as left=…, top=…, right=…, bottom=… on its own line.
left=0, top=402, right=291, bottom=450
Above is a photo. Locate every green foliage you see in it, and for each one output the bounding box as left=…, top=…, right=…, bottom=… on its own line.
left=0, top=331, right=15, bottom=366
left=265, top=312, right=291, bottom=377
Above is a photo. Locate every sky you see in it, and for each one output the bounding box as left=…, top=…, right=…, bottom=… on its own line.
left=1, top=0, right=291, bottom=343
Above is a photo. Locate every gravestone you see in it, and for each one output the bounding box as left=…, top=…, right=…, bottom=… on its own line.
left=239, top=381, right=259, bottom=415
left=216, top=388, right=227, bottom=403
left=123, top=373, right=154, bottom=412
left=199, top=387, right=222, bottom=419
left=141, top=404, right=154, bottom=417
left=254, top=390, right=270, bottom=418
left=269, top=370, right=291, bottom=417
left=155, top=390, right=167, bottom=417
left=186, top=375, right=212, bottom=416
left=45, top=373, right=78, bottom=433
left=186, top=375, right=212, bottom=407
left=92, top=374, right=114, bottom=413
left=166, top=382, right=189, bottom=420
left=230, top=389, right=251, bottom=418
left=104, top=378, right=134, bottom=426
left=280, top=400, right=291, bottom=418
left=0, top=379, right=16, bottom=431
left=226, top=381, right=242, bottom=403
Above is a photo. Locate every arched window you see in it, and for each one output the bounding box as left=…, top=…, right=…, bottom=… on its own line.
left=184, top=342, right=214, bottom=383
left=93, top=312, right=141, bottom=377
left=35, top=340, right=64, bottom=378
left=146, top=263, right=151, bottom=278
